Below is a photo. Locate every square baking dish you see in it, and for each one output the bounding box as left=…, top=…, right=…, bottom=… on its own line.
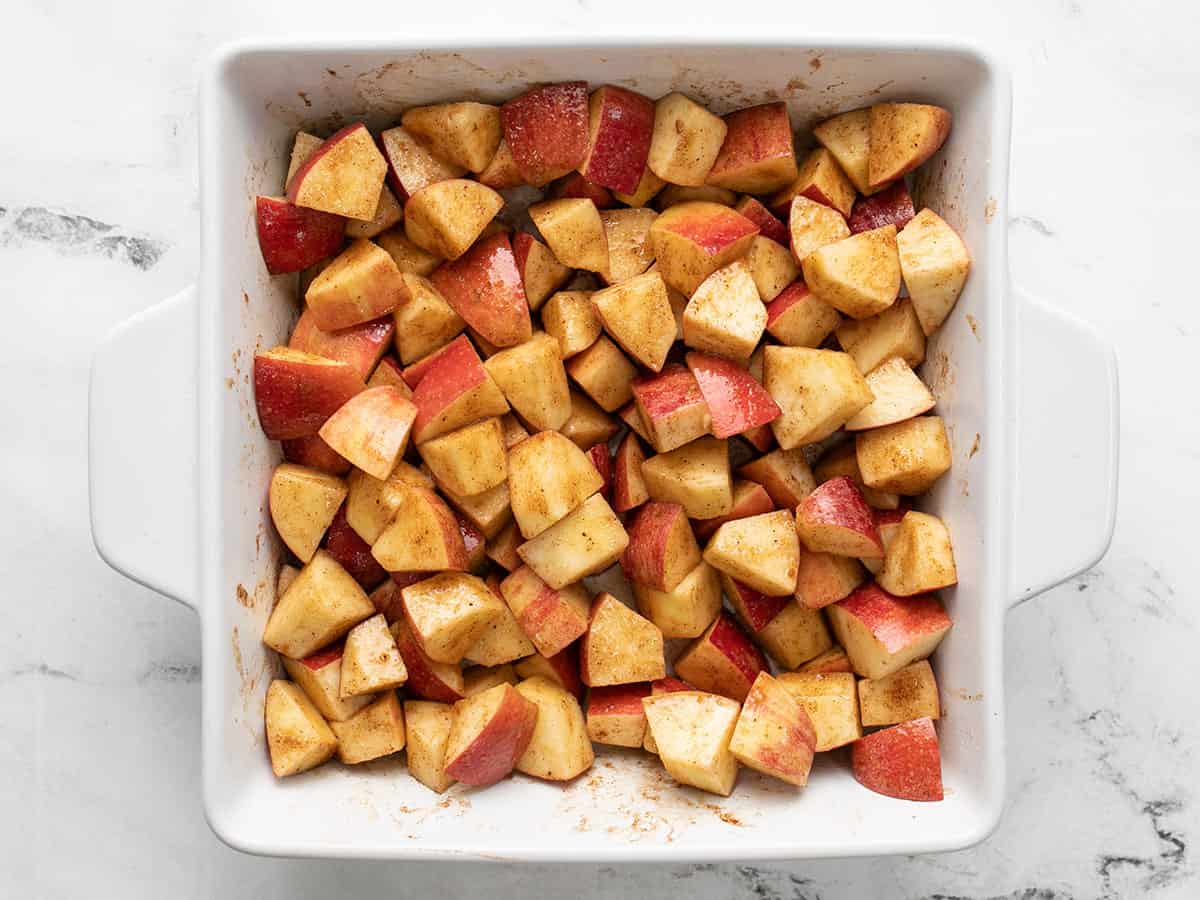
left=88, top=36, right=1118, bottom=861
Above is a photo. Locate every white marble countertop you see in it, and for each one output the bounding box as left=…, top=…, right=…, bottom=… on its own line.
left=1, top=1, right=1196, bottom=897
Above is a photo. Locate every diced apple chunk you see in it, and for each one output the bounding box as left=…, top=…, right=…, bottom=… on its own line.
left=633, top=559, right=723, bottom=639
left=560, top=390, right=620, bottom=449
left=418, top=417, right=507, bottom=497
left=897, top=209, right=971, bottom=335
left=318, top=385, right=416, bottom=480
left=430, top=232, right=532, bottom=349
left=685, top=352, right=780, bottom=440
left=463, top=578, right=536, bottom=666
left=463, top=663, right=519, bottom=696
left=482, top=333, right=571, bottom=431
left=508, top=431, right=605, bottom=539
left=517, top=494, right=629, bottom=589
left=729, top=672, right=817, bottom=786
left=444, top=683, right=538, bottom=786
left=765, top=280, right=841, bottom=348
left=647, top=93, right=728, bottom=186
left=682, top=261, right=766, bottom=365
left=599, top=208, right=658, bottom=284
left=287, top=124, right=387, bottom=220
left=621, top=501, right=702, bottom=592
left=721, top=576, right=832, bottom=669
left=401, top=573, right=506, bottom=664
left=566, top=335, right=637, bottom=412
left=579, top=85, right=656, bottom=193
left=703, top=509, right=799, bottom=598
left=305, top=239, right=406, bottom=331
left=771, top=147, right=856, bottom=219
left=281, top=645, right=373, bottom=722
left=763, top=346, right=874, bottom=448
left=642, top=691, right=741, bottom=796
left=737, top=447, right=816, bottom=509
left=499, top=565, right=591, bottom=658
left=776, top=671, right=863, bottom=751
left=404, top=700, right=456, bottom=792
left=501, top=81, right=590, bottom=186
left=370, top=484, right=467, bottom=572
left=632, top=365, right=712, bottom=454
left=796, top=646, right=854, bottom=674
left=877, top=511, right=958, bottom=596
left=801, top=226, right=902, bottom=320
left=390, top=619, right=465, bottom=703
left=264, top=550, right=376, bottom=659
left=650, top=201, right=759, bottom=296
left=844, top=357, right=936, bottom=431
left=392, top=273, right=465, bottom=364
left=405, top=178, right=504, bottom=261
left=744, top=235, right=800, bottom=302
left=613, top=432, right=651, bottom=513
left=265, top=680, right=338, bottom=777
left=867, top=103, right=951, bottom=190
left=674, top=611, right=766, bottom=703
left=642, top=436, right=732, bottom=519
left=340, top=613, right=407, bottom=697
left=795, top=547, right=867, bottom=609
left=789, top=195, right=852, bottom=264
left=590, top=271, right=676, bottom=372
left=529, top=198, right=609, bottom=274
left=409, top=335, right=510, bottom=444
left=401, top=101, right=502, bottom=173
left=851, top=716, right=944, bottom=801
left=706, top=102, right=798, bottom=194
left=836, top=298, right=926, bottom=375
left=858, top=659, right=940, bottom=727
left=329, top=692, right=406, bottom=764
left=812, top=107, right=872, bottom=194
left=542, top=290, right=602, bottom=359
left=268, top=463, right=347, bottom=563
left=796, top=476, right=884, bottom=558
left=856, top=415, right=952, bottom=495
left=587, top=682, right=651, bottom=748
left=514, top=676, right=594, bottom=781
left=826, top=582, right=952, bottom=679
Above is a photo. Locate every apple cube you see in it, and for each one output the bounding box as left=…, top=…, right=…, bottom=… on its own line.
left=342, top=462, right=431, bottom=544
left=682, top=261, right=766, bottom=364
left=281, top=433, right=351, bottom=476
left=318, top=385, right=416, bottom=480
left=632, top=365, right=712, bottom=454
left=409, top=335, right=510, bottom=443
left=590, top=271, right=675, bottom=372
left=391, top=273, right=465, bottom=365
left=515, top=646, right=583, bottom=699
left=559, top=390, right=620, bottom=449
left=255, top=195, right=345, bottom=275
left=835, top=297, right=925, bottom=376
left=813, top=439, right=900, bottom=510
left=621, top=501, right=701, bottom=592
left=674, top=611, right=766, bottom=703
left=868, top=103, right=951, bottom=190
left=289, top=310, right=394, bottom=382
left=508, top=431, right=605, bottom=539
left=404, top=700, right=456, bottom=792
left=284, top=131, right=323, bottom=190
left=484, top=520, right=524, bottom=573
left=587, top=682, right=651, bottom=747
left=482, top=333, right=571, bottom=431
left=729, top=672, right=817, bottom=786
left=852, top=716, right=944, bottom=801
left=254, top=347, right=365, bottom=440
left=463, top=578, right=536, bottom=666
left=499, top=565, right=590, bottom=658
left=542, top=290, right=602, bottom=359
left=686, top=351, right=780, bottom=439
left=401, top=101, right=502, bottom=173
left=566, top=335, right=637, bottom=412
left=858, top=659, right=940, bottom=727
left=390, top=618, right=464, bottom=702
left=327, top=691, right=405, bottom=765
left=366, top=356, right=410, bottom=394
left=371, top=484, right=468, bottom=572
left=618, top=400, right=651, bottom=442
left=286, top=123, right=387, bottom=220
left=795, top=547, right=866, bottom=609
left=897, top=208, right=972, bottom=335
left=788, top=194, right=852, bottom=264
left=264, top=550, right=375, bottom=659
left=796, top=646, right=853, bottom=674
left=647, top=92, right=728, bottom=186
left=844, top=357, right=936, bottom=431
left=580, top=593, right=666, bottom=687
left=856, top=415, right=952, bottom=495
left=848, top=181, right=915, bottom=235
left=339, top=613, right=407, bottom=697
left=734, top=196, right=789, bottom=244
left=376, top=226, right=443, bottom=276
left=401, top=572, right=505, bottom=664
left=264, top=680, right=338, bottom=777
left=720, top=575, right=832, bottom=669
left=642, top=691, right=740, bottom=796
left=706, top=102, right=797, bottom=194
left=501, top=81, right=590, bottom=186
left=649, top=201, right=759, bottom=296
left=633, top=559, right=722, bottom=640
left=463, top=663, right=519, bottom=696
left=611, top=434, right=649, bottom=514
left=378, top=126, right=465, bottom=200
left=613, top=165, right=666, bottom=207
left=641, top=435, right=732, bottom=520
left=281, top=644, right=373, bottom=722
left=268, top=463, right=346, bottom=563
left=417, top=417, right=506, bottom=496
left=743, top=235, right=800, bottom=302
left=764, top=346, right=874, bottom=448
left=861, top=506, right=910, bottom=575
left=802, top=225, right=902, bottom=320
left=693, top=479, right=774, bottom=542
left=511, top=231, right=570, bottom=311
left=770, top=147, right=855, bottom=218
left=577, top=85, right=656, bottom=193
left=529, top=198, right=609, bottom=274
left=797, top=475, right=884, bottom=558
left=703, top=509, right=799, bottom=597
left=517, top=495, right=629, bottom=589
left=765, top=280, right=841, bottom=348
left=811, top=107, right=872, bottom=194
left=642, top=677, right=693, bottom=754
left=404, top=178, right=504, bottom=261
left=827, top=582, right=952, bottom=679
left=776, top=671, right=863, bottom=751
left=344, top=185, right=403, bottom=240
left=429, top=231, right=531, bottom=348
left=737, top=447, right=817, bottom=509
left=599, top=207, right=658, bottom=285
left=444, top=683, right=538, bottom=786
left=305, top=238, right=406, bottom=331
left=514, top=676, right=594, bottom=781
left=877, top=511, right=958, bottom=597
left=550, top=171, right=616, bottom=207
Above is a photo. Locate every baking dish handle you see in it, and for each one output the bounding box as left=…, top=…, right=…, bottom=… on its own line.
left=89, top=285, right=197, bottom=611
left=1010, top=284, right=1119, bottom=606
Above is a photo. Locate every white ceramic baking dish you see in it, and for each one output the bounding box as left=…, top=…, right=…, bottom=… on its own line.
left=88, top=36, right=1118, bottom=862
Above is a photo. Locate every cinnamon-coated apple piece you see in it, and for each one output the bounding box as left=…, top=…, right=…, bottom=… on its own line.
left=812, top=107, right=872, bottom=194
left=737, top=447, right=817, bottom=509
left=391, top=273, right=465, bottom=365
left=598, top=208, right=658, bottom=285
left=734, top=196, right=789, bottom=245
left=339, top=613, right=407, bottom=697
left=685, top=352, right=780, bottom=440
left=868, top=103, right=952, bottom=190
left=814, top=441, right=900, bottom=510
left=483, top=332, right=572, bottom=431
left=641, top=436, right=733, bottom=520
left=729, top=672, right=817, bottom=786
left=477, top=138, right=524, bottom=190
left=443, top=683, right=539, bottom=787
left=378, top=126, right=466, bottom=200
left=877, top=511, right=958, bottom=596
left=501, top=81, right=590, bottom=186
left=305, top=238, right=406, bottom=331
left=796, top=475, right=884, bottom=558
left=844, top=356, right=935, bottom=431
left=650, top=201, right=759, bottom=297
left=641, top=677, right=693, bottom=754
left=706, top=102, right=798, bottom=194
left=856, top=415, right=952, bottom=495
left=430, top=231, right=532, bottom=348
left=581, top=592, right=667, bottom=688
left=511, top=232, right=571, bottom=312
left=744, top=235, right=800, bottom=302
left=344, top=185, right=403, bottom=239
left=281, top=644, right=374, bottom=723
left=268, top=463, right=347, bottom=563
left=255, top=196, right=345, bottom=275
left=499, top=413, right=530, bottom=449
left=802, top=225, right=902, bottom=320
left=621, top=501, right=702, bottom=592
left=795, top=546, right=867, bottom=609
left=848, top=181, right=915, bottom=235
left=589, top=271, right=675, bottom=373
left=401, top=102, right=502, bottom=173
left=264, top=680, right=338, bottom=777
left=835, top=298, right=926, bottom=374
left=516, top=495, right=629, bottom=589
left=542, top=290, right=602, bottom=359
left=566, top=335, right=637, bottom=412
left=682, top=261, right=767, bottom=365
left=376, top=226, right=443, bottom=276
left=633, top=559, right=722, bottom=640
left=770, top=147, right=856, bottom=219
left=514, top=676, right=594, bottom=781
left=896, top=208, right=972, bottom=335
left=617, top=400, right=651, bottom=442
left=578, top=85, right=656, bottom=193
left=827, top=582, right=953, bottom=679
left=514, top=645, right=583, bottom=699
left=852, top=716, right=944, bottom=801
left=632, top=364, right=712, bottom=454
left=254, top=348, right=365, bottom=440
left=462, top=663, right=519, bottom=696
left=409, top=335, right=510, bottom=444
left=264, top=550, right=376, bottom=659
left=370, top=484, right=468, bottom=572
left=366, top=356, right=410, bottom=394
left=418, top=417, right=507, bottom=497
left=642, top=691, right=740, bottom=796
left=858, top=659, right=940, bottom=727
left=764, top=280, right=841, bottom=349
left=318, top=385, right=416, bottom=480
left=613, top=432, right=651, bottom=513
left=693, top=479, right=774, bottom=542
left=613, top=165, right=666, bottom=207
left=788, top=195, right=852, bottom=264
left=587, top=443, right=612, bottom=502
left=401, top=572, right=506, bottom=664
left=647, top=93, right=728, bottom=186
left=498, top=565, right=591, bottom=658
left=764, top=346, right=874, bottom=449
left=559, top=390, right=620, bottom=450
left=796, top=646, right=854, bottom=674
left=463, top=577, right=536, bottom=666
left=323, top=506, right=387, bottom=589
left=674, top=611, right=766, bottom=703
left=720, top=575, right=833, bottom=669
left=328, top=691, right=406, bottom=765
left=281, top=433, right=351, bottom=477
left=289, top=310, right=394, bottom=382
left=587, top=682, right=651, bottom=748
left=528, top=198, right=609, bottom=274
left=550, top=172, right=616, bottom=208
left=285, top=131, right=323, bottom=190
left=286, top=123, right=388, bottom=220
left=405, top=178, right=504, bottom=261
left=390, top=618, right=465, bottom=702
left=342, top=462, right=432, bottom=544
left=776, top=671, right=863, bottom=751
left=404, top=700, right=456, bottom=792
left=508, top=430, right=605, bottom=539
left=703, top=509, right=799, bottom=598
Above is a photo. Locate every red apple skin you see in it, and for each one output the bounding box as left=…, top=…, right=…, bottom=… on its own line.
left=253, top=349, right=365, bottom=440
left=501, top=82, right=591, bottom=186
left=741, top=424, right=775, bottom=453
left=875, top=504, right=911, bottom=529
left=588, top=682, right=651, bottom=717
left=613, top=433, right=648, bottom=513
left=457, top=513, right=487, bottom=572
left=587, top=443, right=613, bottom=502
left=286, top=124, right=372, bottom=201
left=298, top=641, right=345, bottom=672
left=851, top=716, right=944, bottom=801
left=324, top=506, right=388, bottom=589
left=579, top=85, right=656, bottom=194
left=401, top=336, right=469, bottom=390
left=709, top=612, right=768, bottom=686
left=444, top=685, right=539, bottom=786
left=620, top=501, right=690, bottom=589
left=281, top=433, right=351, bottom=476
left=835, top=582, right=952, bottom=653
left=632, top=364, right=708, bottom=430
left=430, top=232, right=532, bottom=348
left=373, top=133, right=408, bottom=201
left=409, top=336, right=491, bottom=439
left=706, top=102, right=796, bottom=191
left=662, top=204, right=759, bottom=258
left=369, top=579, right=406, bottom=623
left=724, top=578, right=790, bottom=632
left=798, top=476, right=883, bottom=556
left=288, top=310, right=394, bottom=381
left=255, top=196, right=345, bottom=275
left=847, top=181, right=915, bottom=235
left=735, top=197, right=789, bottom=245
left=685, top=352, right=781, bottom=439
left=549, top=172, right=616, bottom=209
left=392, top=620, right=464, bottom=703
left=523, top=644, right=584, bottom=699
left=651, top=676, right=693, bottom=694
left=693, top=481, right=775, bottom=541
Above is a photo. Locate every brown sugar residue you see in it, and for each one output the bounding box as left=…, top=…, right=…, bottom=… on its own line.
left=984, top=197, right=997, bottom=223
left=808, top=55, right=823, bottom=71
left=785, top=77, right=809, bottom=93
left=236, top=583, right=252, bottom=608
left=966, top=314, right=981, bottom=340
left=951, top=688, right=984, bottom=702
left=968, top=432, right=981, bottom=459
left=704, top=803, right=744, bottom=827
